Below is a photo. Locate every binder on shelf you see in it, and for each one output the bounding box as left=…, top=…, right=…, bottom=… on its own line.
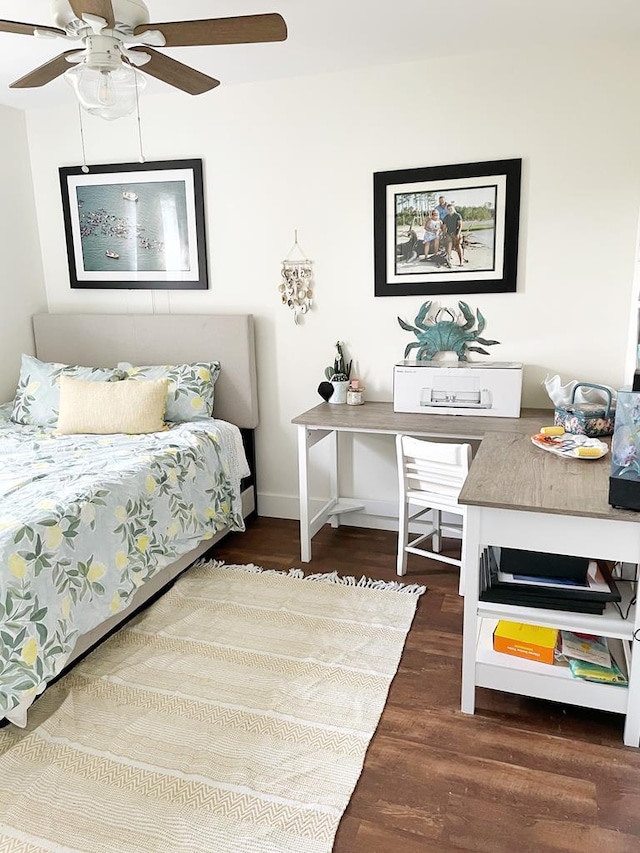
left=480, top=590, right=606, bottom=614
left=495, top=563, right=618, bottom=600
left=479, top=548, right=621, bottom=614
left=498, top=548, right=589, bottom=583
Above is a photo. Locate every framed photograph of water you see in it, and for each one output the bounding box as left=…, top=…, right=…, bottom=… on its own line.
left=59, top=159, right=208, bottom=290
left=373, top=159, right=521, bottom=297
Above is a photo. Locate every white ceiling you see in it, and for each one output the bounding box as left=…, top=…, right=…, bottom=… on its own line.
left=0, top=0, right=638, bottom=111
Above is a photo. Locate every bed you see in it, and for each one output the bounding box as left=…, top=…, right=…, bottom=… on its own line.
left=0, top=313, right=258, bottom=726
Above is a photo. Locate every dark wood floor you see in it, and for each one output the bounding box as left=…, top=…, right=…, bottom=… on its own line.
left=212, top=517, right=640, bottom=853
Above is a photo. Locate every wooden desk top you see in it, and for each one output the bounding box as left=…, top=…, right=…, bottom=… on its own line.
left=293, top=402, right=640, bottom=523
left=292, top=401, right=552, bottom=440
left=459, top=430, right=639, bottom=523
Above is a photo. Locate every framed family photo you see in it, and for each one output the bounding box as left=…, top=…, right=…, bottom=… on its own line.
left=59, top=159, right=208, bottom=290
left=373, top=158, right=521, bottom=297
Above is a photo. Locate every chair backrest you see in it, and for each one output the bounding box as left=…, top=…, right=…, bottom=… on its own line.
left=396, top=434, right=472, bottom=506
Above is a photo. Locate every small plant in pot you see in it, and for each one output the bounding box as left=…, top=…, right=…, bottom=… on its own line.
left=324, top=342, right=352, bottom=404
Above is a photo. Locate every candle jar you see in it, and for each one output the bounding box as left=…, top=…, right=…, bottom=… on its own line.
left=347, top=388, right=364, bottom=406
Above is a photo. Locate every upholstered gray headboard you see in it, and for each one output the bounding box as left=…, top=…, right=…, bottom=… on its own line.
left=32, top=313, right=258, bottom=429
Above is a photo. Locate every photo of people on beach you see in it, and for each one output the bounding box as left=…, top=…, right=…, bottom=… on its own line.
left=395, top=185, right=497, bottom=276
left=374, top=160, right=521, bottom=297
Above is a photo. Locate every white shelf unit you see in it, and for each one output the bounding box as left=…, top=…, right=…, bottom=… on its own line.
left=476, top=619, right=630, bottom=715
left=476, top=580, right=636, bottom=641
left=461, top=505, right=640, bottom=747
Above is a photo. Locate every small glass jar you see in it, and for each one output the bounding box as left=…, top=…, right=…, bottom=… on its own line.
left=347, top=387, right=364, bottom=406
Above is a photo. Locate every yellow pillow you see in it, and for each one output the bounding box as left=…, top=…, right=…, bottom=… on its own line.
left=56, top=377, right=169, bottom=435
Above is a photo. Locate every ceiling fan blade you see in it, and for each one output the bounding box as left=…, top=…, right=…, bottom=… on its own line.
left=0, top=19, right=66, bottom=38
left=10, top=51, right=80, bottom=88
left=130, top=47, right=220, bottom=95
left=68, top=1, right=116, bottom=29
left=134, top=13, right=287, bottom=47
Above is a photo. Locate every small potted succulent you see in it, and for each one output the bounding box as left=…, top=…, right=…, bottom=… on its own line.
left=324, top=341, right=352, bottom=404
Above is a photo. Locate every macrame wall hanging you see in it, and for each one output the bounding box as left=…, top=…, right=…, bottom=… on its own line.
left=279, top=231, right=313, bottom=324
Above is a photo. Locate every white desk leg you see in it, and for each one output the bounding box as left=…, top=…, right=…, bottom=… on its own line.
left=458, top=507, right=468, bottom=597
left=329, top=429, right=339, bottom=529
left=624, top=660, right=640, bottom=748
left=461, top=506, right=481, bottom=714
left=624, top=589, right=640, bottom=747
left=298, top=425, right=312, bottom=562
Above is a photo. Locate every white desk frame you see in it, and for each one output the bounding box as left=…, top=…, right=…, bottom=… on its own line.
left=293, top=403, right=548, bottom=563
left=295, top=405, right=640, bottom=747
left=459, top=430, right=640, bottom=748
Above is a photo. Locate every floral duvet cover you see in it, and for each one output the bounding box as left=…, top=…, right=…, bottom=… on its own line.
left=0, top=405, right=248, bottom=718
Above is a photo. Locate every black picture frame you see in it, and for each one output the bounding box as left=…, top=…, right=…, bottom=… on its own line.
left=374, top=158, right=521, bottom=297
left=59, top=158, right=208, bottom=290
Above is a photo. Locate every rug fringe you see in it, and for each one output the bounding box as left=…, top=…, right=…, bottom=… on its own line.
left=195, top=560, right=426, bottom=597
left=304, top=570, right=426, bottom=596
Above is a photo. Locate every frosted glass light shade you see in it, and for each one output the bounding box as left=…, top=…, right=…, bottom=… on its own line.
left=65, top=64, right=145, bottom=120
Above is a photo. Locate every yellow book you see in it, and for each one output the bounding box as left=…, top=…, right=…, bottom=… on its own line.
left=493, top=620, right=558, bottom=664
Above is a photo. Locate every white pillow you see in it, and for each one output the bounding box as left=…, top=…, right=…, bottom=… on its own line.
left=56, top=377, right=169, bottom=435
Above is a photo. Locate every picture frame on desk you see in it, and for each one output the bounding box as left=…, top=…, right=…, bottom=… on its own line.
left=373, top=158, right=522, bottom=297
left=59, top=159, right=208, bottom=290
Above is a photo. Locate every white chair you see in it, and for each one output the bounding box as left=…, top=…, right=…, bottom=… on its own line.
left=396, top=434, right=472, bottom=594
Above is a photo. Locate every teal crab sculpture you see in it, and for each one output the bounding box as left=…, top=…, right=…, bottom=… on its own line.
left=398, top=300, right=499, bottom=361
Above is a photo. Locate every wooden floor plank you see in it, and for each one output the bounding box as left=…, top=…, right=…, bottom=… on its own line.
left=212, top=519, right=640, bottom=852
left=444, top=794, right=640, bottom=853
left=352, top=820, right=447, bottom=853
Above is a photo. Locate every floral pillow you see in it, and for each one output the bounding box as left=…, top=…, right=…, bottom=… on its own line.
left=117, top=361, right=220, bottom=422
left=10, top=354, right=126, bottom=427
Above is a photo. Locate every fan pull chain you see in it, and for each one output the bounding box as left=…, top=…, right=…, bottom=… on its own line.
left=135, top=74, right=145, bottom=164
left=78, top=105, right=89, bottom=173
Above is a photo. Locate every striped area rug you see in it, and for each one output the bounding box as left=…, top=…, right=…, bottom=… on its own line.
left=0, top=562, right=425, bottom=853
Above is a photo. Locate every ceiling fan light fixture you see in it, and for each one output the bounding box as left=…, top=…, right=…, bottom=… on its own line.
left=3, top=2, right=288, bottom=110
left=65, top=61, right=144, bottom=119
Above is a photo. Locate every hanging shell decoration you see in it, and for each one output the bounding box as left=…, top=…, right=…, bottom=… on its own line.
left=279, top=231, right=313, bottom=324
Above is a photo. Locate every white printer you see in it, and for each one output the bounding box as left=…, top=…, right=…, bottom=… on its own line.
left=393, top=361, right=523, bottom=418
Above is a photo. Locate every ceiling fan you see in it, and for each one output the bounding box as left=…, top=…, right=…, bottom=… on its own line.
left=0, top=0, right=287, bottom=119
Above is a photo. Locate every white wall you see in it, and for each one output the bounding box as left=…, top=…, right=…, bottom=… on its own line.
left=0, top=106, right=47, bottom=402
left=23, top=43, right=640, bottom=524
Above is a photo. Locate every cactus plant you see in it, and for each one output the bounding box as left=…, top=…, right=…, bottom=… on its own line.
left=324, top=341, right=352, bottom=382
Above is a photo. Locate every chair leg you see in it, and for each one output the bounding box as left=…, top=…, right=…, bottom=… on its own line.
left=397, top=496, right=409, bottom=576
left=432, top=509, right=441, bottom=553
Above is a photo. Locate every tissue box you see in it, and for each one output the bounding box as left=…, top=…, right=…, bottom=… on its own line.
left=393, top=361, right=523, bottom=417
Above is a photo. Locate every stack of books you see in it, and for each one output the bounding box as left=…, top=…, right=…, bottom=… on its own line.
left=479, top=547, right=621, bottom=614
left=559, top=631, right=628, bottom=685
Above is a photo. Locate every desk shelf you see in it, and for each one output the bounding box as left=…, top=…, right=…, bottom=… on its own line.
left=476, top=620, right=630, bottom=715
left=477, top=581, right=637, bottom=642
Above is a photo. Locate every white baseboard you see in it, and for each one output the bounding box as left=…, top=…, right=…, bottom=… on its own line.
left=257, top=493, right=462, bottom=537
